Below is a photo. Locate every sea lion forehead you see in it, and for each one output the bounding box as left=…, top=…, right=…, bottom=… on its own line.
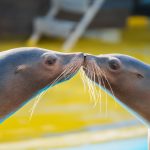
left=98, top=54, right=136, bottom=61
left=98, top=54, right=148, bottom=68
left=7, top=47, right=49, bottom=56
left=0, top=47, right=50, bottom=61
left=0, top=48, right=50, bottom=67
left=110, top=54, right=149, bottom=69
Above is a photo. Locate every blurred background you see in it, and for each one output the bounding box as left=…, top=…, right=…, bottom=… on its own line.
left=0, top=0, right=150, bottom=149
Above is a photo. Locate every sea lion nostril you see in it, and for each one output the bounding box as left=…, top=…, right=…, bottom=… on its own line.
left=84, top=54, right=87, bottom=59
left=83, top=54, right=87, bottom=63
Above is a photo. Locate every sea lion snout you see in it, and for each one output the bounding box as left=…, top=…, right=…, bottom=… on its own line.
left=83, top=54, right=101, bottom=72
left=83, top=54, right=122, bottom=72
left=40, top=52, right=84, bottom=69
left=84, top=53, right=95, bottom=60
left=57, top=52, right=84, bottom=66
left=83, top=53, right=95, bottom=66
left=74, top=52, right=85, bottom=65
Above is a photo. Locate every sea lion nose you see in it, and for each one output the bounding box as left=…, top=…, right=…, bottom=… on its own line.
left=84, top=53, right=92, bottom=60
left=58, top=52, right=84, bottom=65
left=83, top=53, right=97, bottom=65
left=83, top=53, right=87, bottom=63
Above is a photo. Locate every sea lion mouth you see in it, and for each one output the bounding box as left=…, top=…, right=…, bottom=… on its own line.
left=53, top=53, right=84, bottom=84
left=82, top=54, right=110, bottom=89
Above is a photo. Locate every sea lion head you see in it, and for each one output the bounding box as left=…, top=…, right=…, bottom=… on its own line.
left=83, top=54, right=150, bottom=125
left=5, top=47, right=84, bottom=90
left=0, top=47, right=84, bottom=120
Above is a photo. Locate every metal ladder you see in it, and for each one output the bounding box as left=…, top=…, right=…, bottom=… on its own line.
left=28, top=0, right=105, bottom=51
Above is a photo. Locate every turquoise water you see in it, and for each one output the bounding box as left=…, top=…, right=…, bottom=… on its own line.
left=56, top=137, right=147, bottom=150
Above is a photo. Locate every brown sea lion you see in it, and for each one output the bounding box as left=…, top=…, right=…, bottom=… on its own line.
left=83, top=54, right=150, bottom=126
left=83, top=53, right=150, bottom=148
left=0, top=47, right=84, bottom=122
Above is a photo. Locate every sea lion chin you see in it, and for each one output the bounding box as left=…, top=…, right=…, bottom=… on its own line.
left=83, top=53, right=150, bottom=126
left=0, top=47, right=84, bottom=122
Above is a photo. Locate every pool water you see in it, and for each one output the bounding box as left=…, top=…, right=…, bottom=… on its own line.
left=56, top=137, right=147, bottom=150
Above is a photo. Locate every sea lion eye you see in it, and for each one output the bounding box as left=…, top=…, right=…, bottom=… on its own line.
left=108, top=59, right=120, bottom=70
left=42, top=53, right=57, bottom=66
left=46, top=58, right=56, bottom=65
left=44, top=56, right=57, bottom=66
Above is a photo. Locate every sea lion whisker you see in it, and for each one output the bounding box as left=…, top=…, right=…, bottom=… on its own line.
left=93, top=63, right=102, bottom=112
left=50, top=56, right=80, bottom=86
left=29, top=67, right=69, bottom=119
left=50, top=68, right=69, bottom=85
left=52, top=58, right=80, bottom=84
left=89, top=64, right=96, bottom=106
left=29, top=91, right=46, bottom=120
left=89, top=66, right=97, bottom=105
left=46, top=64, right=75, bottom=89
left=88, top=63, right=99, bottom=108
left=29, top=63, right=76, bottom=120
left=98, top=67, right=108, bottom=117
left=72, top=63, right=81, bottom=74
left=29, top=53, right=84, bottom=121
left=80, top=67, right=95, bottom=102
left=100, top=69, right=115, bottom=98
left=91, top=63, right=99, bottom=108
left=29, top=60, right=80, bottom=120
left=63, top=56, right=78, bottom=71
left=94, top=64, right=107, bottom=115
left=86, top=68, right=93, bottom=102
left=79, top=68, right=87, bottom=93
left=63, top=62, right=79, bottom=79
left=63, top=57, right=80, bottom=74
left=94, top=63, right=103, bottom=109
left=100, top=68, right=117, bottom=108
left=84, top=65, right=99, bottom=106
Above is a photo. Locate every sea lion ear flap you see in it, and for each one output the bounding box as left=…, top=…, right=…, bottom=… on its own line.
left=133, top=71, right=144, bottom=79
left=15, top=65, right=28, bottom=74
left=136, top=73, right=144, bottom=79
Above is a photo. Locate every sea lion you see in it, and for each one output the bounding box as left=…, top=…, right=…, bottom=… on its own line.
left=0, top=47, right=84, bottom=122
left=83, top=54, right=150, bottom=126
